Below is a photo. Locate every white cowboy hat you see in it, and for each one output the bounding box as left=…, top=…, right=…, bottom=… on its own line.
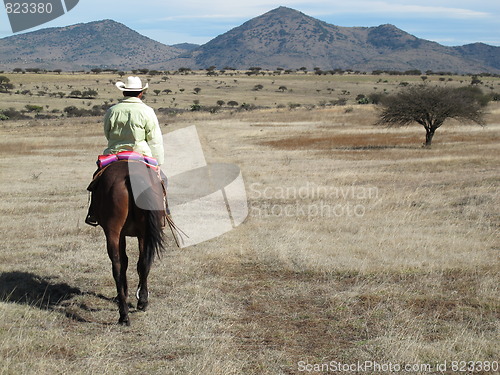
left=115, top=76, right=149, bottom=91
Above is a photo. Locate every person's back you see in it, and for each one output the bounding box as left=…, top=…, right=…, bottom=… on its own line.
left=104, top=95, right=164, bottom=165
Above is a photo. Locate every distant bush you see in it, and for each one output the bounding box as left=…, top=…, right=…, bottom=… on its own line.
left=368, top=93, right=384, bottom=104
left=69, top=90, right=82, bottom=98
left=489, top=92, right=500, bottom=101
left=0, top=108, right=30, bottom=120
left=67, top=89, right=98, bottom=99
left=34, top=113, right=58, bottom=119
left=25, top=104, right=43, bottom=112
left=240, top=103, right=256, bottom=111
left=82, top=89, right=98, bottom=99
left=356, top=94, right=369, bottom=104
left=64, top=104, right=107, bottom=117
left=456, top=86, right=490, bottom=107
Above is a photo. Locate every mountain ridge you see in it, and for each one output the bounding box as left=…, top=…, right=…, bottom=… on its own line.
left=0, top=19, right=183, bottom=70
left=170, top=7, right=499, bottom=73
left=0, top=7, right=498, bottom=73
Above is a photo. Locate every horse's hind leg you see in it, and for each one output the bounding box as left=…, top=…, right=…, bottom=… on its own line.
left=136, top=237, right=151, bottom=311
left=107, top=232, right=130, bottom=325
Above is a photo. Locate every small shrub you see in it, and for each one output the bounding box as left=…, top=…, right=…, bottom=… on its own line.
left=368, top=93, right=384, bottom=104
left=69, top=90, right=82, bottom=98
left=82, top=89, right=98, bottom=99
left=489, top=92, right=500, bottom=101
left=2, top=108, right=30, bottom=120
left=356, top=94, right=369, bottom=104
left=63, top=105, right=106, bottom=117
left=25, top=104, right=43, bottom=113
left=240, top=103, right=256, bottom=111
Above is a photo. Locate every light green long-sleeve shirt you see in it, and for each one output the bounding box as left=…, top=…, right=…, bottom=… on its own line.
left=103, top=97, right=164, bottom=165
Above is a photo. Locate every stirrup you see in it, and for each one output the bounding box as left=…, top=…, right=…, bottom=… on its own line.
left=85, top=214, right=99, bottom=227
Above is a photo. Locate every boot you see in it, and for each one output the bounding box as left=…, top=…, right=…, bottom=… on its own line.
left=85, top=191, right=98, bottom=227
left=85, top=213, right=98, bottom=227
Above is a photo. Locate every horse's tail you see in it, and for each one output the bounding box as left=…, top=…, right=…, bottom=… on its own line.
left=144, top=208, right=165, bottom=266
left=125, top=173, right=165, bottom=266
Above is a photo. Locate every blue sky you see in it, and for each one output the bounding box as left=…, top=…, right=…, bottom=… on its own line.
left=1, top=0, right=499, bottom=46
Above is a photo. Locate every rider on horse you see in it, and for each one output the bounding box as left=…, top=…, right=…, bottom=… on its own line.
left=85, top=76, right=165, bottom=226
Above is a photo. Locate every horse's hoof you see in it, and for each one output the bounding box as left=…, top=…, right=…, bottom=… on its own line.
left=137, top=301, right=148, bottom=311
left=118, top=317, right=130, bottom=326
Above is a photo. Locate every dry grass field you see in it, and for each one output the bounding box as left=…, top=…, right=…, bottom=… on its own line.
left=0, top=72, right=499, bottom=374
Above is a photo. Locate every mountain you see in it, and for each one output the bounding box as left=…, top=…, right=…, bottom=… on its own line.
left=172, top=43, right=200, bottom=52
left=170, top=7, right=500, bottom=73
left=0, top=8, right=499, bottom=73
left=0, top=19, right=184, bottom=70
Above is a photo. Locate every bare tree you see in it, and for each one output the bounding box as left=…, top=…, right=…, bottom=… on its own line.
left=377, top=85, right=488, bottom=147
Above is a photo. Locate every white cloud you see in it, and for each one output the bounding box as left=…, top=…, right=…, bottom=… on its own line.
left=382, top=3, right=489, bottom=18
left=310, top=1, right=491, bottom=19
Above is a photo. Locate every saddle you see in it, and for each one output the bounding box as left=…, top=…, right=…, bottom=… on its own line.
left=87, top=151, right=170, bottom=219
left=87, top=151, right=161, bottom=191
left=97, top=151, right=159, bottom=170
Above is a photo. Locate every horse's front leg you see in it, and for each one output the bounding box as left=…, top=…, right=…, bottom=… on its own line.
left=107, top=233, right=129, bottom=325
left=136, top=237, right=151, bottom=311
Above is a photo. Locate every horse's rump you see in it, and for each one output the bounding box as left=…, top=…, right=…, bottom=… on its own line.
left=91, top=161, right=165, bottom=255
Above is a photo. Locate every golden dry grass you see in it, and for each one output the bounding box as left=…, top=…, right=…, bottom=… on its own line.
left=0, top=74, right=499, bottom=375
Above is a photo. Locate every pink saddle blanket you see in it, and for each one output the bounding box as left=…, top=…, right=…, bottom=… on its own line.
left=97, top=151, right=159, bottom=169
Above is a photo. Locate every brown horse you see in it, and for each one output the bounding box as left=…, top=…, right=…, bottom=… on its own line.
left=89, top=160, right=165, bottom=325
